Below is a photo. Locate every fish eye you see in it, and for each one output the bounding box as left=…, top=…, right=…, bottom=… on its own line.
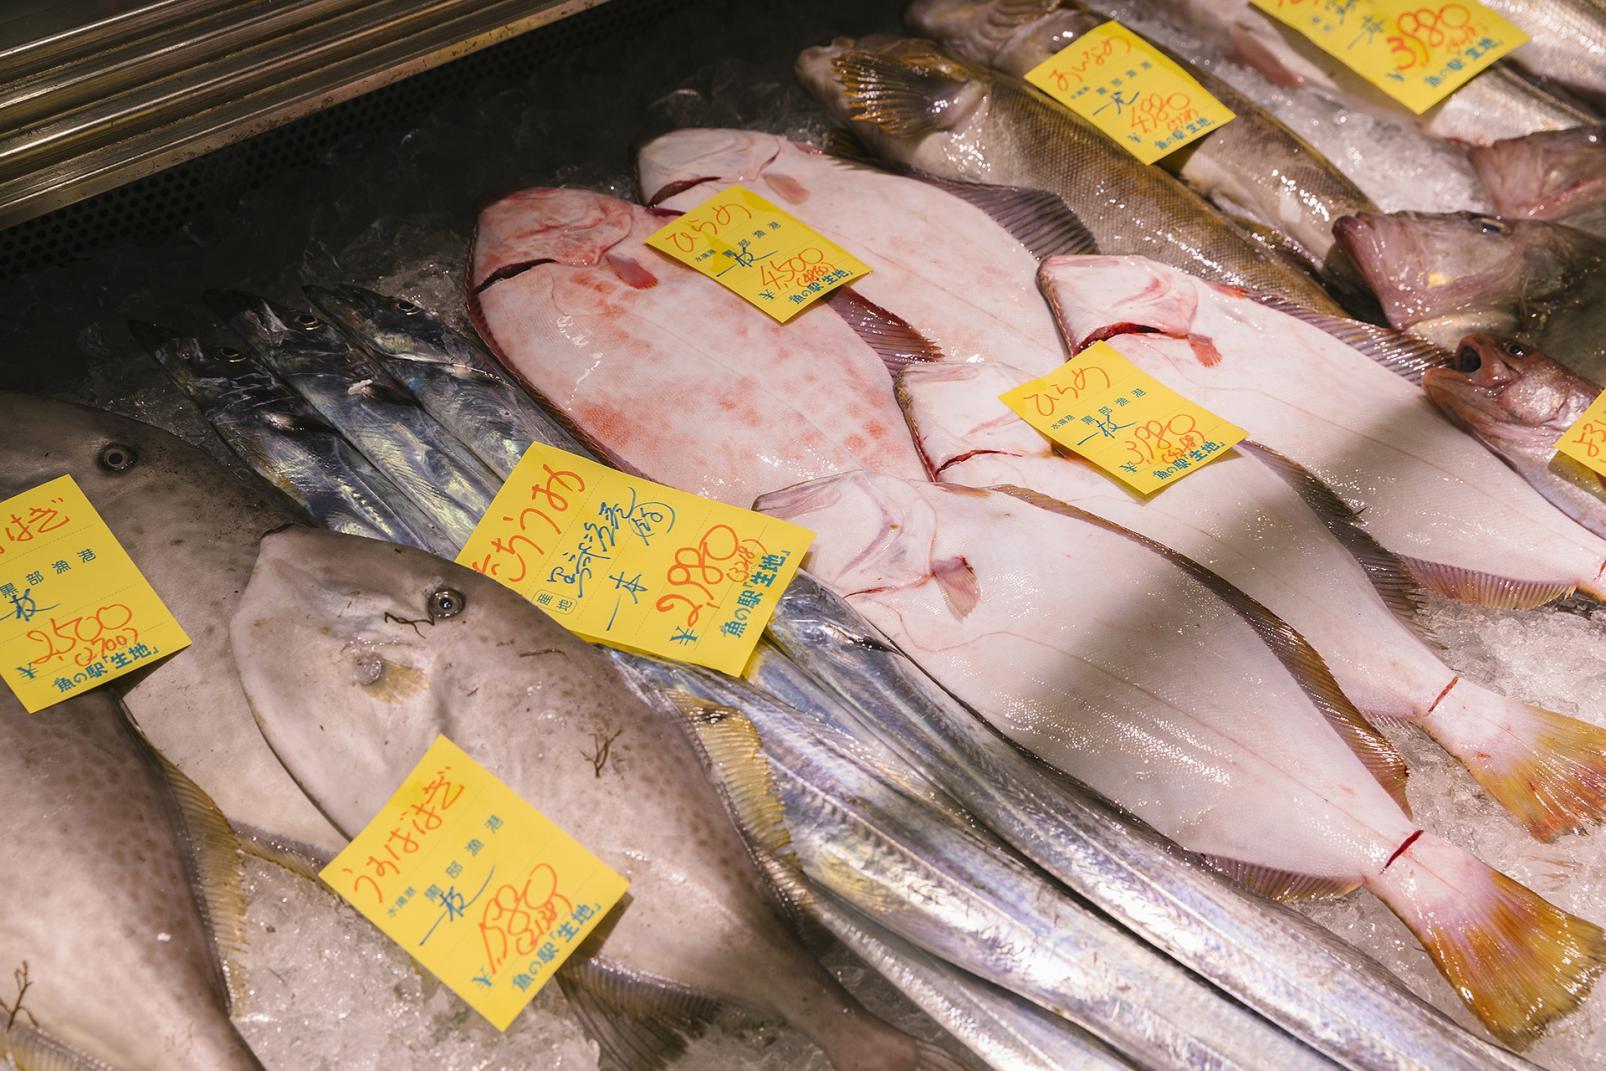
left=1501, top=340, right=1529, bottom=360
left=427, top=587, right=466, bottom=619
left=394, top=299, right=421, bottom=316
left=218, top=345, right=246, bottom=363
left=1469, top=214, right=1508, bottom=235
left=294, top=312, right=322, bottom=331
left=97, top=442, right=139, bottom=473
left=1455, top=343, right=1482, bottom=374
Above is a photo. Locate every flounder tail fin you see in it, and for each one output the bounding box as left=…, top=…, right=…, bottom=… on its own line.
left=1425, top=684, right=1606, bottom=841
left=1368, top=832, right=1606, bottom=1049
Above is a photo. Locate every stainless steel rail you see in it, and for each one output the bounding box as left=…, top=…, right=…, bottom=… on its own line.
left=0, top=0, right=614, bottom=229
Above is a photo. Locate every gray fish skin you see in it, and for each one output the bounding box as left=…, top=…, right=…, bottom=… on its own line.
left=620, top=656, right=1336, bottom=1071
left=794, top=35, right=1344, bottom=313
left=1480, top=0, right=1606, bottom=105
left=230, top=526, right=962, bottom=1071
left=131, top=321, right=450, bottom=552
left=204, top=288, right=502, bottom=548
left=1425, top=333, right=1606, bottom=537
left=1335, top=209, right=1606, bottom=378
left=765, top=574, right=1538, bottom=1071
left=304, top=283, right=579, bottom=482
left=905, top=0, right=1378, bottom=275
left=1471, top=126, right=1606, bottom=238
left=0, top=690, right=261, bottom=1071
left=0, top=393, right=345, bottom=859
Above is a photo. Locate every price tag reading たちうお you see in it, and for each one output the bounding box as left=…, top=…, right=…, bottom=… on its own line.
left=643, top=185, right=871, bottom=322
left=322, top=736, right=629, bottom=1030
left=1554, top=389, right=1606, bottom=478
left=1250, top=0, right=1527, bottom=114
left=1024, top=21, right=1236, bottom=165
left=1000, top=342, right=1246, bottom=494
left=457, top=444, right=813, bottom=675
left=0, top=475, right=189, bottom=713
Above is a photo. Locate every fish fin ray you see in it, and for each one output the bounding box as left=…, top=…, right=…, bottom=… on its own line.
left=1397, top=556, right=1575, bottom=609
left=558, top=958, right=722, bottom=1071
left=894, top=176, right=1097, bottom=259
left=1238, top=441, right=1433, bottom=635
left=1448, top=697, right=1606, bottom=841
left=1244, top=293, right=1451, bottom=384
left=1203, top=855, right=1359, bottom=900
left=0, top=1025, right=129, bottom=1071
left=830, top=48, right=974, bottom=137
left=825, top=289, right=947, bottom=373
left=995, top=484, right=1412, bottom=811
left=932, top=555, right=980, bottom=620
left=230, top=824, right=329, bottom=881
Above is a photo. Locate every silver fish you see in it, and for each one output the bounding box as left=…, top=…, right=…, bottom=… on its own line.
left=1471, top=125, right=1606, bottom=238
left=130, top=320, right=450, bottom=552
left=1480, top=0, right=1606, bottom=106
left=204, top=288, right=503, bottom=545
left=0, top=689, right=260, bottom=1070
left=0, top=393, right=345, bottom=860
left=230, top=524, right=966, bottom=1071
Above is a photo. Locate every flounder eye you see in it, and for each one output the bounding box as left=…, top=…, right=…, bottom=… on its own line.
left=1502, top=340, right=1529, bottom=359
left=1470, top=214, right=1508, bottom=235
left=427, top=587, right=466, bottom=619
left=97, top=442, right=139, bottom=473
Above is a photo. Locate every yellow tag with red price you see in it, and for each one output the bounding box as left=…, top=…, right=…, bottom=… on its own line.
left=999, top=341, right=1245, bottom=494
left=643, top=185, right=871, bottom=322
left=1250, top=0, right=1527, bottom=113
left=1554, top=389, right=1606, bottom=477
left=1024, top=21, right=1236, bottom=164
left=322, top=736, right=628, bottom=1030
left=0, top=475, right=189, bottom=713
left=456, top=444, right=812, bottom=675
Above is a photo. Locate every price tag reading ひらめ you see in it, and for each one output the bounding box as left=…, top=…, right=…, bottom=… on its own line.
left=456, top=444, right=813, bottom=675
left=1024, top=21, right=1235, bottom=164
left=322, top=736, right=628, bottom=1030
left=0, top=475, right=189, bottom=713
left=1250, top=0, right=1527, bottom=113
left=643, top=185, right=871, bottom=323
left=1000, top=342, right=1246, bottom=494
left=1554, top=389, right=1606, bottom=478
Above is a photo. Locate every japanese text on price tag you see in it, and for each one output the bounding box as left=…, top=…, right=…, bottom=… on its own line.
left=1554, top=389, right=1606, bottom=478
left=323, top=736, right=628, bottom=1030
left=999, top=342, right=1245, bottom=494
left=1025, top=21, right=1235, bottom=164
left=643, top=185, right=871, bottom=322
left=457, top=444, right=813, bottom=675
left=1250, top=0, right=1527, bottom=113
left=0, top=475, right=189, bottom=713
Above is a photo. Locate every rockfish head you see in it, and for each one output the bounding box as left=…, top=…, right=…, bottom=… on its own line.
left=470, top=186, right=637, bottom=290
left=635, top=128, right=788, bottom=206
left=906, top=0, right=1098, bottom=75
left=1334, top=210, right=1600, bottom=346
left=1422, top=334, right=1599, bottom=455
left=794, top=35, right=990, bottom=169
left=1470, top=126, right=1606, bottom=226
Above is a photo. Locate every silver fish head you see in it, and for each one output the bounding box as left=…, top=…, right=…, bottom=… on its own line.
left=906, top=0, right=1097, bottom=74
left=203, top=288, right=373, bottom=380
left=1470, top=125, right=1606, bottom=225
left=794, top=35, right=989, bottom=166
left=304, top=283, right=477, bottom=369
left=636, top=128, right=785, bottom=205
left=129, top=320, right=275, bottom=408
left=1423, top=333, right=1599, bottom=451
left=1334, top=210, right=1596, bottom=342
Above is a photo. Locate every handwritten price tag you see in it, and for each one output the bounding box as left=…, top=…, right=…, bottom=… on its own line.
left=323, top=736, right=627, bottom=1030
left=0, top=476, right=189, bottom=713
left=457, top=444, right=812, bottom=675
left=643, top=185, right=871, bottom=323
left=1024, top=21, right=1235, bottom=164
left=999, top=342, right=1245, bottom=494
left=1250, top=0, right=1527, bottom=113
left=1554, top=389, right=1606, bottom=478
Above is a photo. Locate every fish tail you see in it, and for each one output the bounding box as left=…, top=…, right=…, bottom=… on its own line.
left=1424, top=683, right=1606, bottom=841
left=1367, top=831, right=1605, bottom=1048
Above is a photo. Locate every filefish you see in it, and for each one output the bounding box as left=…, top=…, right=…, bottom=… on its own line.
left=905, top=0, right=1378, bottom=283
left=636, top=128, right=1081, bottom=373
left=759, top=469, right=1606, bottom=1048
left=130, top=320, right=452, bottom=554
left=1037, top=254, right=1606, bottom=607
left=1471, top=126, right=1606, bottom=238
left=230, top=524, right=965, bottom=1071
left=1424, top=333, right=1606, bottom=539
left=1334, top=209, right=1606, bottom=379
left=793, top=35, right=1346, bottom=313
left=766, top=575, right=1537, bottom=1071
left=304, top=283, right=577, bottom=481
left=898, top=358, right=1606, bottom=840
left=0, top=690, right=260, bottom=1070
left=1478, top=0, right=1606, bottom=106
left=467, top=187, right=929, bottom=508
left=1134, top=0, right=1594, bottom=144
left=205, top=289, right=504, bottom=540
left=0, top=393, right=345, bottom=859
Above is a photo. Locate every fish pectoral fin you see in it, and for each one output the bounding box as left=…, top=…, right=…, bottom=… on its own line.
left=0, top=1023, right=126, bottom=1071
left=826, top=289, right=947, bottom=373
left=932, top=556, right=981, bottom=620
left=556, top=957, right=723, bottom=1071
left=1203, top=855, right=1360, bottom=901
left=830, top=47, right=977, bottom=137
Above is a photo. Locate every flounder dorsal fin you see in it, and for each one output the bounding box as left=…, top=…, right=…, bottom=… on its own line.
left=1246, top=292, right=1452, bottom=384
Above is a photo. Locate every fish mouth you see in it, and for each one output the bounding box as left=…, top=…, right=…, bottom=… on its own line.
left=1332, top=214, right=1420, bottom=324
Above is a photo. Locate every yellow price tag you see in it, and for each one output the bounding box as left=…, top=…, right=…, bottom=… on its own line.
left=0, top=475, right=189, bottom=713
left=643, top=185, right=871, bottom=322
left=457, top=444, right=812, bottom=675
left=1024, top=21, right=1236, bottom=165
left=322, top=736, right=629, bottom=1030
left=1250, top=0, right=1527, bottom=114
left=1554, top=389, right=1606, bottom=477
left=999, top=342, right=1245, bottom=494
